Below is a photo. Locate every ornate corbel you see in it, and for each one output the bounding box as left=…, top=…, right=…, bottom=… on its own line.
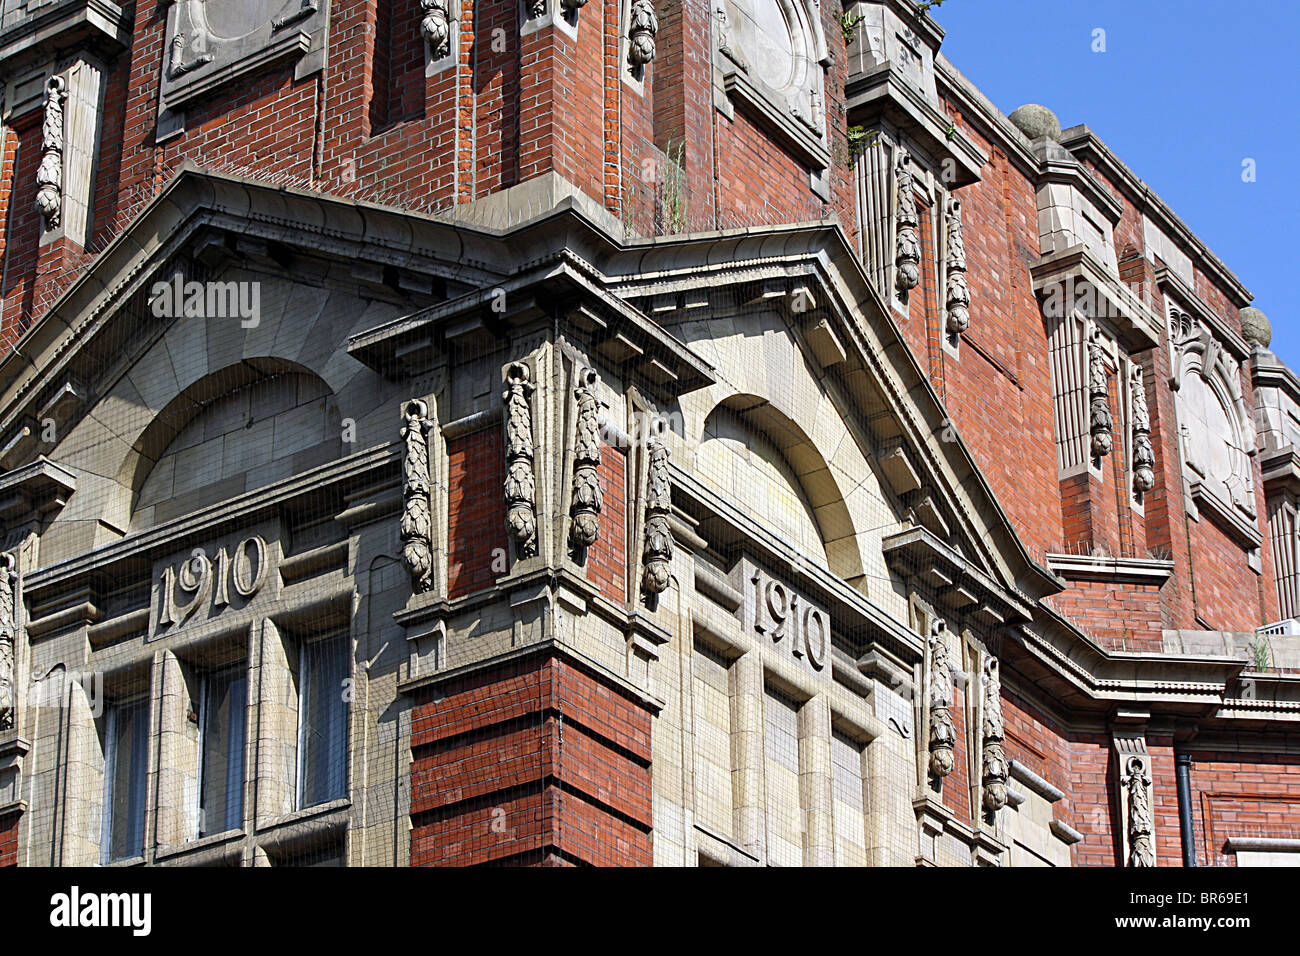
left=400, top=400, right=435, bottom=593
left=944, top=196, right=970, bottom=337
left=640, top=437, right=673, bottom=595
left=0, top=554, right=15, bottom=730
left=1122, top=754, right=1156, bottom=867
left=981, top=656, right=1008, bottom=812
left=628, top=0, right=659, bottom=68
left=1130, top=365, right=1155, bottom=495
left=927, top=620, right=955, bottom=779
left=1088, top=336, right=1113, bottom=459
left=504, top=363, right=538, bottom=558
left=420, top=0, right=452, bottom=59
left=895, top=152, right=920, bottom=295
left=35, top=75, right=67, bottom=231
left=569, top=368, right=603, bottom=551
left=526, top=0, right=547, bottom=19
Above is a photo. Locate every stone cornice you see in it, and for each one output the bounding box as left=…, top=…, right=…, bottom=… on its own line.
left=1029, top=244, right=1163, bottom=351
left=0, top=0, right=130, bottom=78
left=844, top=61, right=986, bottom=186
left=1060, top=125, right=1253, bottom=308
left=1046, top=553, right=1175, bottom=587
left=1252, top=349, right=1300, bottom=399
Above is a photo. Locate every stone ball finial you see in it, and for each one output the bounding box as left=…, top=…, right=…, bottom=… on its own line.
left=1009, top=104, right=1062, bottom=142
left=1240, top=307, right=1272, bottom=349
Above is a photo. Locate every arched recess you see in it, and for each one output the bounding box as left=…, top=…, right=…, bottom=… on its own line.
left=120, top=358, right=341, bottom=531
left=698, top=394, right=864, bottom=583
left=1170, top=313, right=1257, bottom=519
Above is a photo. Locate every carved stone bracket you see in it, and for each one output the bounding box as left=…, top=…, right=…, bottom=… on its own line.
left=35, top=75, right=66, bottom=232
left=1112, top=728, right=1157, bottom=867
left=420, top=0, right=452, bottom=59
left=640, top=437, right=673, bottom=596
left=1131, top=365, right=1155, bottom=496
left=0, top=554, right=16, bottom=731
left=504, top=363, right=538, bottom=559
left=400, top=400, right=435, bottom=593
left=1088, top=334, right=1113, bottom=459
left=1122, top=754, right=1156, bottom=866
left=569, top=368, right=603, bottom=551
left=945, top=196, right=970, bottom=337
left=627, top=0, right=658, bottom=69
left=895, top=151, right=920, bottom=295
left=927, top=620, right=955, bottom=779
left=981, top=656, right=1008, bottom=812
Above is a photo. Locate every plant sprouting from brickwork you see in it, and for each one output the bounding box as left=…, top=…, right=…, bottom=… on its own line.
left=661, top=139, right=688, bottom=235
left=846, top=125, right=879, bottom=159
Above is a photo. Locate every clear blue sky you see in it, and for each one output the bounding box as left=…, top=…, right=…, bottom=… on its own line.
left=930, top=0, right=1299, bottom=368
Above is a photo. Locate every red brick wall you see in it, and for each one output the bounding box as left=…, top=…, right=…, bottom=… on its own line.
left=447, top=426, right=507, bottom=599
left=0, top=810, right=18, bottom=868
left=1002, top=689, right=1102, bottom=865
left=1067, top=733, right=1119, bottom=866
left=1046, top=579, right=1165, bottom=653
left=931, top=122, right=1063, bottom=561
left=410, top=651, right=653, bottom=866
left=586, top=442, right=627, bottom=603
left=1183, top=750, right=1300, bottom=867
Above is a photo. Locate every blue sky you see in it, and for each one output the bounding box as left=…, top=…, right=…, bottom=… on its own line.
left=929, top=0, right=1299, bottom=368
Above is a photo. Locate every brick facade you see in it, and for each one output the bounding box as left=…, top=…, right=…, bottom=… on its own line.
left=0, top=0, right=1294, bottom=869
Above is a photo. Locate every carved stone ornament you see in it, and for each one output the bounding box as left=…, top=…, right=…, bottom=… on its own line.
left=400, top=400, right=435, bottom=593
left=504, top=363, right=538, bottom=558
left=420, top=0, right=452, bottom=59
left=569, top=368, right=603, bottom=550
left=1123, top=755, right=1156, bottom=867
left=981, top=657, right=1008, bottom=812
left=944, top=196, right=970, bottom=336
left=927, top=621, right=956, bottom=779
left=895, top=152, right=920, bottom=295
left=715, top=2, right=747, bottom=70
left=1089, top=336, right=1113, bottom=459
left=0, top=553, right=16, bottom=731
left=561, top=0, right=588, bottom=12
left=641, top=437, right=673, bottom=595
left=628, top=0, right=659, bottom=68
left=36, top=75, right=67, bottom=231
left=1130, top=365, right=1155, bottom=495
left=526, top=0, right=548, bottom=19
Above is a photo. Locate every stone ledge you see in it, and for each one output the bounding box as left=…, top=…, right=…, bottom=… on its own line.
left=1046, top=552, right=1174, bottom=587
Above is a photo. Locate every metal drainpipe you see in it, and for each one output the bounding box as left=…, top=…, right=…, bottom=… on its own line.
left=1175, top=751, right=1197, bottom=867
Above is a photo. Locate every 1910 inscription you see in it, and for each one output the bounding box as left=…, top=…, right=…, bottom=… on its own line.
left=158, top=535, right=269, bottom=629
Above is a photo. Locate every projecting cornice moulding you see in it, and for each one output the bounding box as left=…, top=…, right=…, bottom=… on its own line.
left=1060, top=126, right=1253, bottom=308
left=1045, top=553, right=1175, bottom=588
left=0, top=0, right=130, bottom=76
left=1029, top=245, right=1163, bottom=351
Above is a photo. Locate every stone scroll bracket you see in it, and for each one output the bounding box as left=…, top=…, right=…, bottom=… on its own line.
left=503, top=358, right=541, bottom=567
left=923, top=618, right=956, bottom=789
left=566, top=365, right=604, bottom=561
left=631, top=396, right=674, bottom=610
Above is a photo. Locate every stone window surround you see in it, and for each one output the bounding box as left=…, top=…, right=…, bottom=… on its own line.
left=69, top=620, right=353, bottom=868
left=711, top=0, right=832, bottom=178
